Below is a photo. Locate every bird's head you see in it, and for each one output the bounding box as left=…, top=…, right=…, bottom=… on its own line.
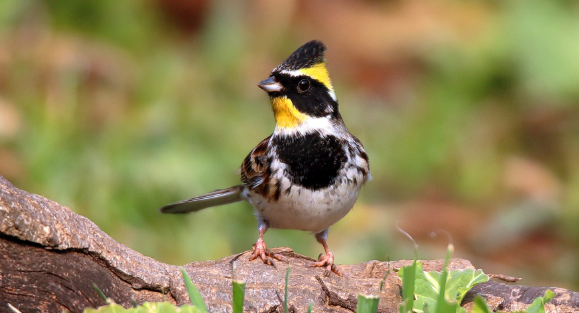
left=258, top=40, right=340, bottom=133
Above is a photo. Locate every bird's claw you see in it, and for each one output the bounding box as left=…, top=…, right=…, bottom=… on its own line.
left=312, top=252, right=342, bottom=276
left=249, top=238, right=286, bottom=267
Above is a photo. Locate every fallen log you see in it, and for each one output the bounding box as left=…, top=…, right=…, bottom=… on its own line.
left=0, top=176, right=577, bottom=313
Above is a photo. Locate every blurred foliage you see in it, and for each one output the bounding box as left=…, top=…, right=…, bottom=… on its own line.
left=1, top=0, right=579, bottom=290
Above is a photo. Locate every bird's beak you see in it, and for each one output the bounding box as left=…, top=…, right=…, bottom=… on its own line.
left=258, top=76, right=283, bottom=93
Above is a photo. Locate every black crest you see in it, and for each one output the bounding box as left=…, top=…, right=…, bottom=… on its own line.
left=274, top=40, right=326, bottom=72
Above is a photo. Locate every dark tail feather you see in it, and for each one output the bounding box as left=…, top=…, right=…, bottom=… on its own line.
left=159, top=185, right=244, bottom=214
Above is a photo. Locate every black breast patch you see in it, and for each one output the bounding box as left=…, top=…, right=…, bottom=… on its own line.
left=273, top=133, right=347, bottom=190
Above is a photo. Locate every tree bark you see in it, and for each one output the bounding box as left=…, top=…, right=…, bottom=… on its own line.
left=0, top=176, right=577, bottom=313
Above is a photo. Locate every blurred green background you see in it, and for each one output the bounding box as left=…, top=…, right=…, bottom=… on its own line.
left=1, top=0, right=579, bottom=290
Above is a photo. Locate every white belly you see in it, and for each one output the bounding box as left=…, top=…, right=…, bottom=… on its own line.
left=244, top=176, right=362, bottom=233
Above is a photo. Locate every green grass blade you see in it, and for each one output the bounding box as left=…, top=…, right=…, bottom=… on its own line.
left=399, top=303, right=406, bottom=313
left=357, top=294, right=379, bottom=313
left=379, top=268, right=391, bottom=293
left=181, top=267, right=208, bottom=312
left=400, top=260, right=417, bottom=312
left=92, top=283, right=107, bottom=301
left=435, top=244, right=457, bottom=313
left=284, top=266, right=290, bottom=313
left=435, top=270, right=451, bottom=312
left=306, top=300, right=313, bottom=313
left=232, top=280, right=246, bottom=313
left=397, top=222, right=418, bottom=313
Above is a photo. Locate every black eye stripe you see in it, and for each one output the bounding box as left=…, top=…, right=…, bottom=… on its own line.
left=268, top=72, right=338, bottom=118
left=271, top=73, right=325, bottom=91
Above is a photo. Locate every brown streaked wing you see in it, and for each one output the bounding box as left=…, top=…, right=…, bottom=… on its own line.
left=240, top=135, right=272, bottom=191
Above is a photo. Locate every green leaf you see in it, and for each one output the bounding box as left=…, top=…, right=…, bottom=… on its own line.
left=181, top=267, right=208, bottom=312
left=544, top=289, right=556, bottom=302
left=452, top=269, right=489, bottom=303
left=427, top=269, right=489, bottom=304
left=405, top=261, right=438, bottom=313
left=357, top=294, right=379, bottom=313
left=232, top=280, right=245, bottom=313
left=471, top=296, right=492, bottom=313
left=525, top=289, right=556, bottom=313
left=399, top=245, right=489, bottom=313
left=409, top=266, right=489, bottom=313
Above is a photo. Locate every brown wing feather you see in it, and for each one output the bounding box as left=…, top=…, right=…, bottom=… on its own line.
left=240, top=135, right=274, bottom=197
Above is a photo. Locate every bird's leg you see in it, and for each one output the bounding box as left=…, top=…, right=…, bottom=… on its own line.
left=249, top=217, right=286, bottom=266
left=249, top=218, right=270, bottom=263
left=312, top=228, right=342, bottom=276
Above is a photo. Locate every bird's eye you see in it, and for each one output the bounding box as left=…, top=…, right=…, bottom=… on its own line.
left=297, top=79, right=310, bottom=93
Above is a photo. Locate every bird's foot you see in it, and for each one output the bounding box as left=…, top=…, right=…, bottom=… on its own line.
left=248, top=238, right=286, bottom=267
left=312, top=252, right=342, bottom=276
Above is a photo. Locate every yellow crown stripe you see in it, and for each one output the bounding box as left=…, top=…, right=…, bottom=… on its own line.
left=299, top=62, right=333, bottom=91
left=271, top=96, right=308, bottom=129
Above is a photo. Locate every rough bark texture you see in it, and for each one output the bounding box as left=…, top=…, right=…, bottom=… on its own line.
left=0, top=175, right=578, bottom=313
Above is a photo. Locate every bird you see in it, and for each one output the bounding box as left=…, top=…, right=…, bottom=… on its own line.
left=159, top=40, right=370, bottom=275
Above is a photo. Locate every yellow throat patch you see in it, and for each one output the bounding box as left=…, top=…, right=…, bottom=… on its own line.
left=271, top=96, right=308, bottom=129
